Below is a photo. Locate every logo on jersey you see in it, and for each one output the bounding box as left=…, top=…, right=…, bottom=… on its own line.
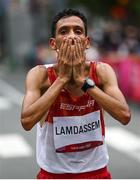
left=60, top=100, right=95, bottom=111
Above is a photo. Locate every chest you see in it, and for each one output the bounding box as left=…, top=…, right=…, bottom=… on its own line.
left=51, top=90, right=100, bottom=117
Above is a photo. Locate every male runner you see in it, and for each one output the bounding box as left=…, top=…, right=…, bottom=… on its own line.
left=21, top=9, right=131, bottom=179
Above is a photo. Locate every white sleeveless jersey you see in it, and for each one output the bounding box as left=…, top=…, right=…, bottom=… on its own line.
left=36, top=62, right=109, bottom=174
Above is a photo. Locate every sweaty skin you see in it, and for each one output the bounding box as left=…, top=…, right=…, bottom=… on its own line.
left=21, top=16, right=131, bottom=131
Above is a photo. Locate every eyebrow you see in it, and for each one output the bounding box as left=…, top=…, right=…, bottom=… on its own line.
left=59, top=25, right=84, bottom=29
left=58, top=25, right=85, bottom=33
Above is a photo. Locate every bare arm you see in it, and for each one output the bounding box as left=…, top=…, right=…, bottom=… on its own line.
left=87, top=63, right=131, bottom=125
left=54, top=36, right=131, bottom=125
left=21, top=66, right=67, bottom=131
left=21, top=38, right=73, bottom=131
left=71, top=39, right=131, bottom=125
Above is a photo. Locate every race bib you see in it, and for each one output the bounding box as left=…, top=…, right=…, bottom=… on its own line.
left=53, top=111, right=103, bottom=153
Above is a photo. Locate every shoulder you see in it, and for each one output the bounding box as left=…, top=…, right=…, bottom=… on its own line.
left=85, top=61, right=112, bottom=70
left=27, top=65, right=47, bottom=77
left=25, top=65, right=48, bottom=88
left=96, top=62, right=113, bottom=73
left=85, top=61, right=114, bottom=76
left=96, top=62, right=117, bottom=85
left=96, top=62, right=115, bottom=75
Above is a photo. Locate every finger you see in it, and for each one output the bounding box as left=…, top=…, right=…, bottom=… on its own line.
left=69, top=45, right=73, bottom=66
left=76, top=38, right=85, bottom=65
left=67, top=39, right=74, bottom=65
left=63, top=38, right=70, bottom=61
left=58, top=38, right=68, bottom=64
left=65, top=38, right=72, bottom=60
left=73, top=46, right=78, bottom=65
left=62, top=38, right=71, bottom=62
left=73, top=38, right=79, bottom=59
left=57, top=41, right=63, bottom=61
left=59, top=38, right=66, bottom=58
left=79, top=40, right=84, bottom=56
left=77, top=38, right=83, bottom=58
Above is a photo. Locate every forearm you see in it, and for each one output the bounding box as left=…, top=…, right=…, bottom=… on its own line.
left=87, top=86, right=131, bottom=125
left=21, top=77, right=66, bottom=130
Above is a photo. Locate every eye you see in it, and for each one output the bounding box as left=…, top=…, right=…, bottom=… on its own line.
left=60, top=29, right=67, bottom=35
left=75, top=29, right=83, bottom=35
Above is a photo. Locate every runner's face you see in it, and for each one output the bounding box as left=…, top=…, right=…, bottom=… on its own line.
left=55, top=16, right=88, bottom=50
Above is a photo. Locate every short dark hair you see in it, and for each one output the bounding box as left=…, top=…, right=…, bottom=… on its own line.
left=51, top=8, right=87, bottom=37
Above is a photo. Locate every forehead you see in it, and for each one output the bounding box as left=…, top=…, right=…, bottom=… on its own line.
left=56, top=16, right=85, bottom=29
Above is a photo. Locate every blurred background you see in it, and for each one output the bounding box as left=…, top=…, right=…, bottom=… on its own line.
left=0, top=0, right=140, bottom=178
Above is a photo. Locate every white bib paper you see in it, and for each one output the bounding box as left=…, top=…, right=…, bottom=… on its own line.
left=53, top=111, right=103, bottom=152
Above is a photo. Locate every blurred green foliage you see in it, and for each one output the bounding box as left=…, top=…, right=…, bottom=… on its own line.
left=131, top=0, right=140, bottom=14
left=68, top=0, right=140, bottom=22
left=68, top=0, right=115, bottom=16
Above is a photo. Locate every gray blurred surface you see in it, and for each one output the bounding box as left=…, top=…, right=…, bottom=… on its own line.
left=0, top=64, right=139, bottom=179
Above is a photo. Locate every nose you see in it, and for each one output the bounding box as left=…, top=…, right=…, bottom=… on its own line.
left=68, top=30, right=76, bottom=44
left=68, top=30, right=76, bottom=39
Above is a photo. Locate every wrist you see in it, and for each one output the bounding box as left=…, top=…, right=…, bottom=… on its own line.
left=81, top=77, right=95, bottom=92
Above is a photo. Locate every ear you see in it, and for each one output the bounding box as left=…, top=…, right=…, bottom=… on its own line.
left=49, top=38, right=57, bottom=50
left=85, top=36, right=91, bottom=49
